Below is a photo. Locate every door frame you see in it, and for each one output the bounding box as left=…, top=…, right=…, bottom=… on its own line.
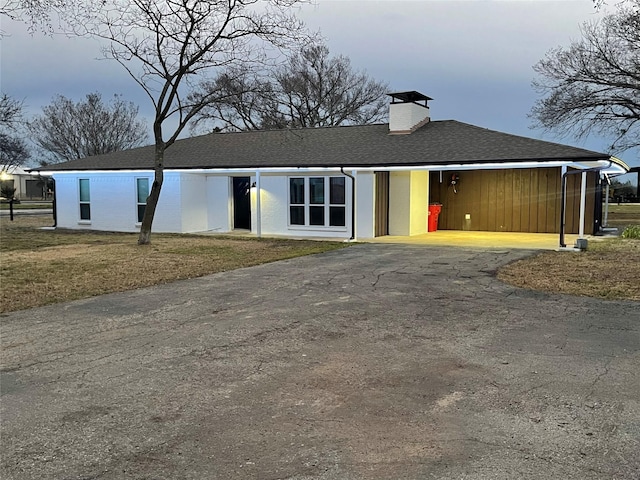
left=232, top=176, right=251, bottom=230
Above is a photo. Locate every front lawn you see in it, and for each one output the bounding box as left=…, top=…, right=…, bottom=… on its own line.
left=498, top=238, right=640, bottom=300
left=0, top=216, right=348, bottom=313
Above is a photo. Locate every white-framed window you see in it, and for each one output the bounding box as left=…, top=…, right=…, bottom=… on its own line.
left=289, top=176, right=346, bottom=228
left=136, top=178, right=149, bottom=223
left=78, top=178, right=91, bottom=221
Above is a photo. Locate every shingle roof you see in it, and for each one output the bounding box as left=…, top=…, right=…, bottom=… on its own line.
left=39, top=120, right=611, bottom=172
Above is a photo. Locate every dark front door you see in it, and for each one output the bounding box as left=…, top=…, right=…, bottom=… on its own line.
left=233, top=177, right=251, bottom=230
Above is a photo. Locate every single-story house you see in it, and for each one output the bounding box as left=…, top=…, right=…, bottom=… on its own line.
left=34, top=91, right=628, bottom=241
left=1, top=165, right=51, bottom=201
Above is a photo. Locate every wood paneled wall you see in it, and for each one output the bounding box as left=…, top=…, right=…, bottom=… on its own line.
left=374, top=172, right=389, bottom=237
left=428, top=168, right=597, bottom=234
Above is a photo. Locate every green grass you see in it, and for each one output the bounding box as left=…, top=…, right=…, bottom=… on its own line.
left=605, top=203, right=640, bottom=214
left=603, top=202, right=640, bottom=229
left=0, top=202, right=52, bottom=210
left=622, top=225, right=640, bottom=239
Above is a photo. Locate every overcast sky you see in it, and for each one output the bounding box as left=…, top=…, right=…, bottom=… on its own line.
left=1, top=0, right=637, bottom=170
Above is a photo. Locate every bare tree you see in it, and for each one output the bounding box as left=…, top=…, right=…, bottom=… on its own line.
left=0, top=94, right=25, bottom=128
left=60, top=0, right=307, bottom=245
left=0, top=134, right=29, bottom=171
left=194, top=43, right=389, bottom=132
left=29, top=92, right=148, bottom=164
left=1, top=0, right=73, bottom=34
left=0, top=94, right=29, bottom=171
left=530, top=0, right=640, bottom=155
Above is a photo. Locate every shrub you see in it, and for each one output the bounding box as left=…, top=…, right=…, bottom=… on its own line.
left=621, top=225, right=640, bottom=239
left=0, top=184, right=17, bottom=201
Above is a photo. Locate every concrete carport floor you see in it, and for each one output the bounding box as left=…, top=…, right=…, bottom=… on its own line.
left=1, top=244, right=638, bottom=480
left=370, top=230, right=583, bottom=250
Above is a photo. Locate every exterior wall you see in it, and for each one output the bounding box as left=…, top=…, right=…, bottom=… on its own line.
left=409, top=171, right=429, bottom=235
left=388, top=171, right=429, bottom=236
left=429, top=168, right=597, bottom=234
left=354, top=171, right=375, bottom=239
left=207, top=176, right=231, bottom=233
left=256, top=174, right=285, bottom=236
left=141, top=173, right=183, bottom=233
left=54, top=172, right=188, bottom=233
left=53, top=171, right=356, bottom=238
left=257, top=173, right=352, bottom=239
left=49, top=166, right=602, bottom=237
left=179, top=174, right=208, bottom=232
left=55, top=173, right=143, bottom=232
left=389, top=103, right=430, bottom=133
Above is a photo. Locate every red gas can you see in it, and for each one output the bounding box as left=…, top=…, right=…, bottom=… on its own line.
left=428, top=204, right=442, bottom=232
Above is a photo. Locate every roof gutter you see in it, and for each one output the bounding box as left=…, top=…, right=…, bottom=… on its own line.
left=32, top=158, right=627, bottom=176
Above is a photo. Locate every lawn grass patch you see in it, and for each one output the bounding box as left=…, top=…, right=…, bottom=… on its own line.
left=0, top=203, right=52, bottom=210
left=498, top=238, right=640, bottom=301
left=621, top=225, right=640, bottom=239
left=0, top=216, right=348, bottom=313
left=604, top=203, right=640, bottom=230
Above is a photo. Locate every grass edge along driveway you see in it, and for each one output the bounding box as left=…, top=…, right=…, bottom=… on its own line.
left=0, top=216, right=348, bottom=313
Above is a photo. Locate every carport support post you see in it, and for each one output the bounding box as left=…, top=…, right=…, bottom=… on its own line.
left=256, top=171, right=262, bottom=238
left=559, top=163, right=611, bottom=248
left=579, top=171, right=587, bottom=238
left=604, top=182, right=610, bottom=227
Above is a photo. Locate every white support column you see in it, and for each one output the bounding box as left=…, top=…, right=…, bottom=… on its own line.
left=256, top=171, right=262, bottom=238
left=352, top=170, right=357, bottom=241
left=579, top=171, right=587, bottom=238
left=560, top=166, right=568, bottom=234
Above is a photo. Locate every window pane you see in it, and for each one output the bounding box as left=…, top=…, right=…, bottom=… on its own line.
left=137, top=178, right=149, bottom=204
left=137, top=205, right=146, bottom=223
left=80, top=203, right=91, bottom=220
left=290, top=206, right=305, bottom=225
left=290, top=178, right=304, bottom=204
left=310, top=206, right=324, bottom=225
left=79, top=179, right=90, bottom=202
left=309, top=178, right=324, bottom=204
left=330, top=206, right=346, bottom=226
left=330, top=177, right=345, bottom=204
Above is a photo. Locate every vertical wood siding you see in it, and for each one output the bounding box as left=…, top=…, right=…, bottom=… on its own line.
left=374, top=171, right=389, bottom=237
left=428, top=168, right=597, bottom=234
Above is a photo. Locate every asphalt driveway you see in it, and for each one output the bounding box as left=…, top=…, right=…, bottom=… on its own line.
left=1, top=244, right=638, bottom=479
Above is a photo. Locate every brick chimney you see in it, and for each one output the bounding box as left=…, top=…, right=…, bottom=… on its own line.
left=388, top=91, right=432, bottom=134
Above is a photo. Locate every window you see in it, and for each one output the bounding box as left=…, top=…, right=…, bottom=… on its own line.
left=136, top=178, right=149, bottom=223
left=289, top=178, right=305, bottom=225
left=289, top=177, right=346, bottom=228
left=79, top=179, right=90, bottom=220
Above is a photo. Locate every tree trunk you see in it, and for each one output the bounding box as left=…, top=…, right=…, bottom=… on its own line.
left=137, top=141, right=165, bottom=245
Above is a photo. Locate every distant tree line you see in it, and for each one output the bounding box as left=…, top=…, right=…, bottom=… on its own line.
left=1, top=41, right=388, bottom=169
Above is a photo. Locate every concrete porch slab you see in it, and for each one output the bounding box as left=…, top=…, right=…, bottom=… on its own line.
left=366, top=230, right=584, bottom=250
